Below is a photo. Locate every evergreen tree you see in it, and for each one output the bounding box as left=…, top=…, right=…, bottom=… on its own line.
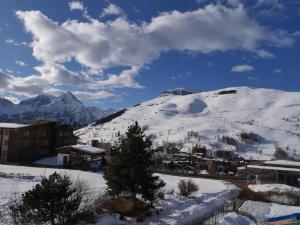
left=104, top=121, right=165, bottom=206
left=10, top=172, right=84, bottom=225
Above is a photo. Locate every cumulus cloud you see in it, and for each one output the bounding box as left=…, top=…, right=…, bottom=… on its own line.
left=273, top=68, right=282, bottom=74
left=255, top=49, right=275, bottom=59
left=100, top=4, right=124, bottom=17
left=68, top=1, right=84, bottom=11
left=16, top=60, right=28, bottom=67
left=9, top=3, right=294, bottom=100
left=231, top=64, right=254, bottom=73
left=0, top=68, right=117, bottom=101
left=16, top=5, right=292, bottom=70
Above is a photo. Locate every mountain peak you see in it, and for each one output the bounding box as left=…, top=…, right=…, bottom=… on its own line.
left=0, top=98, right=14, bottom=106
left=162, top=88, right=194, bottom=96
left=19, top=93, right=55, bottom=108
left=57, top=91, right=80, bottom=103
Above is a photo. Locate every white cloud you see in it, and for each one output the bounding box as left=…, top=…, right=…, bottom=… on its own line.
left=293, top=31, right=300, bottom=37
left=16, top=5, right=292, bottom=71
left=9, top=3, right=293, bottom=99
left=231, top=64, right=254, bottom=73
left=16, top=60, right=28, bottom=67
left=273, top=68, right=282, bottom=74
left=255, top=49, right=275, bottom=59
left=247, top=76, right=259, bottom=81
left=100, top=4, right=124, bottom=17
left=4, top=96, right=20, bottom=104
left=5, top=39, right=29, bottom=47
left=0, top=68, right=117, bottom=101
left=73, top=90, right=115, bottom=101
left=68, top=1, right=84, bottom=11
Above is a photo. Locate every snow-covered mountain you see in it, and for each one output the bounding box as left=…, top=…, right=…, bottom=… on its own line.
left=0, top=92, right=115, bottom=127
left=76, top=87, right=300, bottom=160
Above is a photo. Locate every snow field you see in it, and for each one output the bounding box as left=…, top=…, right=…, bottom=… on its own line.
left=0, top=164, right=239, bottom=225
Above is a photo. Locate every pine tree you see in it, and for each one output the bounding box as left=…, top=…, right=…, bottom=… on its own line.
left=104, top=121, right=165, bottom=206
left=10, top=172, right=84, bottom=225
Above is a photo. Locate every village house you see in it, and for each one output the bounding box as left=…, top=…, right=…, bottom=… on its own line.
left=56, top=144, right=107, bottom=170
left=0, top=121, right=77, bottom=163
left=239, top=160, right=300, bottom=186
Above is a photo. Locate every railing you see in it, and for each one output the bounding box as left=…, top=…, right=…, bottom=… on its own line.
left=198, top=198, right=244, bottom=225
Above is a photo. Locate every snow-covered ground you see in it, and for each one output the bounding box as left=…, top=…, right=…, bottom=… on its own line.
left=76, top=87, right=300, bottom=160
left=216, top=212, right=256, bottom=225
left=0, top=164, right=239, bottom=225
left=239, top=200, right=300, bottom=221
left=249, top=183, right=300, bottom=196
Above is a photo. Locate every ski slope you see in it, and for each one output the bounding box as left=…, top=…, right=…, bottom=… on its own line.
left=77, top=87, right=300, bottom=160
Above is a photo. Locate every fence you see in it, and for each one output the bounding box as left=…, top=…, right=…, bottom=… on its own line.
left=198, top=198, right=244, bottom=225
left=257, top=192, right=300, bottom=206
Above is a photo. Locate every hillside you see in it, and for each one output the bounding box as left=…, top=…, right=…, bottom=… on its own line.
left=76, top=87, right=300, bottom=160
left=0, top=92, right=114, bottom=127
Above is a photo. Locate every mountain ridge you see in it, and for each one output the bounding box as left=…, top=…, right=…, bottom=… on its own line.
left=0, top=92, right=115, bottom=127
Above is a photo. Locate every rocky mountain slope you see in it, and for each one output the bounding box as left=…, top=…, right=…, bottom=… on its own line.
left=0, top=92, right=114, bottom=127
left=76, top=87, right=300, bottom=160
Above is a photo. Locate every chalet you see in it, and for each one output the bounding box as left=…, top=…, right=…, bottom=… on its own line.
left=239, top=160, right=300, bottom=186
left=56, top=144, right=107, bottom=170
left=0, top=121, right=77, bottom=163
left=90, top=139, right=112, bottom=151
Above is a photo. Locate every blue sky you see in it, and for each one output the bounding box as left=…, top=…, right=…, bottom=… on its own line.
left=0, top=0, right=300, bottom=109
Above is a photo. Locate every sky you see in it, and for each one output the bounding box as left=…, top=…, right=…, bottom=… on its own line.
left=0, top=0, right=300, bottom=109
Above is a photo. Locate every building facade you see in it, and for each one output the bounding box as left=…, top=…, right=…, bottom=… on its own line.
left=0, top=122, right=77, bottom=163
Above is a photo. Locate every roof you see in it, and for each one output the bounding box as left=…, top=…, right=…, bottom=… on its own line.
left=34, top=155, right=58, bottom=166
left=247, top=165, right=300, bottom=173
left=0, top=123, right=30, bottom=128
left=249, top=184, right=300, bottom=197
left=59, top=144, right=107, bottom=155
left=264, top=160, right=300, bottom=168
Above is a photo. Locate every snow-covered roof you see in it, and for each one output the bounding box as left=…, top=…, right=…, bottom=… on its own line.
left=0, top=123, right=30, bottom=128
left=264, top=160, right=300, bottom=168
left=247, top=165, right=300, bottom=173
left=69, top=144, right=107, bottom=154
left=249, top=184, right=300, bottom=197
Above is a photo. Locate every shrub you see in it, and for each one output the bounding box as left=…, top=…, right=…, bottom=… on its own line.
left=178, top=179, right=199, bottom=197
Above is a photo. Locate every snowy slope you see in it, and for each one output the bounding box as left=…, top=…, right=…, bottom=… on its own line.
left=0, top=92, right=114, bottom=127
left=249, top=184, right=300, bottom=196
left=76, top=87, right=300, bottom=160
